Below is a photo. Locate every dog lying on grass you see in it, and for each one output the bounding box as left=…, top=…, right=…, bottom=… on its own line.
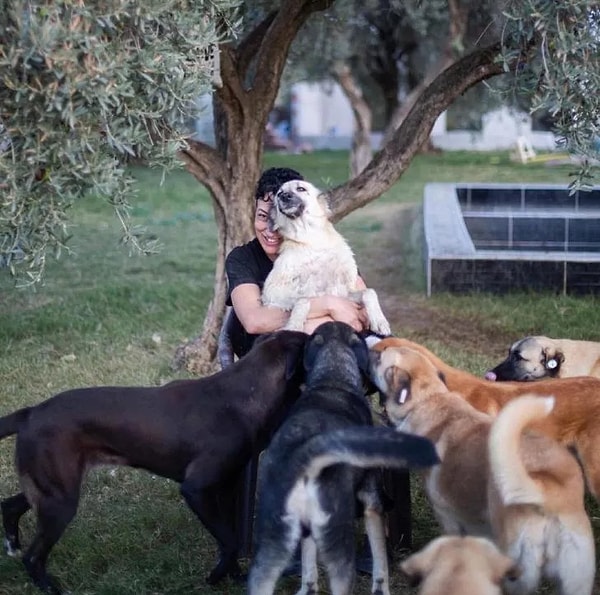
left=485, top=335, right=600, bottom=381
left=368, top=345, right=595, bottom=595
left=0, top=330, right=308, bottom=595
left=247, top=322, right=438, bottom=595
left=261, top=179, right=391, bottom=336
left=401, top=536, right=518, bottom=595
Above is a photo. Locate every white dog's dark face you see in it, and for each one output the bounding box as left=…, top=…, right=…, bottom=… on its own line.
left=269, top=180, right=330, bottom=235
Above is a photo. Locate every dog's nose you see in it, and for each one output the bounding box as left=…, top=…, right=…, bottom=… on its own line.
left=277, top=190, right=293, bottom=204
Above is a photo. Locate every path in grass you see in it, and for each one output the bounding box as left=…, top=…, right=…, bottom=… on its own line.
left=355, top=201, right=515, bottom=358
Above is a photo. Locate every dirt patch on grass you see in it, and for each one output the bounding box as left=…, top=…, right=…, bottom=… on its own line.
left=357, top=202, right=515, bottom=358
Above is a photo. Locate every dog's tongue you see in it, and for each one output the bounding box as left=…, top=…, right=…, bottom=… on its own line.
left=484, top=371, right=497, bottom=381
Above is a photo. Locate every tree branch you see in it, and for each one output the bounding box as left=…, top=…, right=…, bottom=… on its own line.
left=236, top=12, right=277, bottom=77
left=328, top=42, right=505, bottom=221
left=179, top=140, right=228, bottom=207
left=240, top=0, right=335, bottom=120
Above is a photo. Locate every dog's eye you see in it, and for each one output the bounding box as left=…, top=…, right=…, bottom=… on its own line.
left=296, top=185, right=307, bottom=192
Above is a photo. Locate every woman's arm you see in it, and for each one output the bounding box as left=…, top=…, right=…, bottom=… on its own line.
left=230, top=283, right=290, bottom=335
left=231, top=283, right=368, bottom=335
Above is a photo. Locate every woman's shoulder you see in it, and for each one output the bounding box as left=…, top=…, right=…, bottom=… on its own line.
left=227, top=238, right=261, bottom=263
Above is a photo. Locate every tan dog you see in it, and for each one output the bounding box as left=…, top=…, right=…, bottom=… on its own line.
left=261, top=179, right=391, bottom=335
left=369, top=345, right=595, bottom=595
left=370, top=336, right=600, bottom=498
left=400, top=536, right=518, bottom=595
left=485, top=335, right=600, bottom=381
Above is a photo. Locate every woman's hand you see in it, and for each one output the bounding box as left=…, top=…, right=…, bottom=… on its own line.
left=322, top=295, right=368, bottom=332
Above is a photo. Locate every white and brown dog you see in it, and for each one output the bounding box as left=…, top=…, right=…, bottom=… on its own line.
left=368, top=345, right=595, bottom=595
left=261, top=179, right=391, bottom=336
left=486, top=335, right=600, bottom=381
left=401, top=536, right=518, bottom=595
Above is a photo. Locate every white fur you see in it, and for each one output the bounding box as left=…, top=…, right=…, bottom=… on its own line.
left=262, top=180, right=391, bottom=336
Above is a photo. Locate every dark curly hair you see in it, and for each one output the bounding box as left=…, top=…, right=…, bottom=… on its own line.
left=255, top=167, right=304, bottom=202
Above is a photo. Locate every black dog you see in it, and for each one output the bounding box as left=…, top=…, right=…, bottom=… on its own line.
left=247, top=322, right=438, bottom=595
left=0, top=330, right=308, bottom=594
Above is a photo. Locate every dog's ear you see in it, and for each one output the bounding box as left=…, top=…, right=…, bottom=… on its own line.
left=303, top=332, right=325, bottom=372
left=349, top=332, right=369, bottom=374
left=400, top=548, right=433, bottom=587
left=387, top=367, right=411, bottom=405
left=284, top=332, right=309, bottom=380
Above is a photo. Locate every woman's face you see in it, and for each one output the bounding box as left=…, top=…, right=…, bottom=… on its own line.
left=254, top=195, right=282, bottom=261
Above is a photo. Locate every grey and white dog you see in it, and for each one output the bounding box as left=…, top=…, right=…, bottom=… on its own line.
left=247, top=322, right=439, bottom=595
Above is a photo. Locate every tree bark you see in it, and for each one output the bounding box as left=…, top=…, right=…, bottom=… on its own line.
left=327, top=42, right=505, bottom=221
left=381, top=0, right=468, bottom=147
left=333, top=63, right=373, bottom=178
left=172, top=0, right=335, bottom=374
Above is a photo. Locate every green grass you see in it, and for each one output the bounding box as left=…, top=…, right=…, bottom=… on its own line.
left=0, top=149, right=599, bottom=594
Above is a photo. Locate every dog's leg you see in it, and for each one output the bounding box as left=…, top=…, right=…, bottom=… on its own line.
left=358, top=475, right=391, bottom=595
left=248, top=538, right=299, bottom=595
left=1, top=492, right=30, bottom=557
left=350, top=290, right=391, bottom=336
left=552, top=527, right=595, bottom=595
left=179, top=477, right=242, bottom=585
left=22, top=496, right=78, bottom=595
left=296, top=535, right=319, bottom=595
left=284, top=299, right=311, bottom=331
left=363, top=509, right=390, bottom=595
left=315, top=522, right=355, bottom=595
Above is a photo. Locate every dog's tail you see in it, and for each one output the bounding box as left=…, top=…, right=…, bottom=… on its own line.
left=296, top=426, right=439, bottom=480
left=488, top=395, right=554, bottom=507
left=0, top=408, right=30, bottom=440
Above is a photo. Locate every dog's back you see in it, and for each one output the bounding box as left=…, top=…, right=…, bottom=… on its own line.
left=255, top=324, right=376, bottom=529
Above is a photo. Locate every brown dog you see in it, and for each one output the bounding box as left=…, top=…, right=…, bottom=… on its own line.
left=485, top=335, right=600, bottom=381
left=400, top=536, right=518, bottom=595
left=370, top=336, right=600, bottom=499
left=0, top=330, right=309, bottom=595
left=369, top=345, right=595, bottom=595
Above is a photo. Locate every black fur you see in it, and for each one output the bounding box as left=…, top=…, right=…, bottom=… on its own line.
left=0, top=330, right=308, bottom=594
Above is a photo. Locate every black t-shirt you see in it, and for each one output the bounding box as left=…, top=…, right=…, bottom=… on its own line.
left=225, top=238, right=274, bottom=358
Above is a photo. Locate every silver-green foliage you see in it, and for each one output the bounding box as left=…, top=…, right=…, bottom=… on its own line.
left=0, top=0, right=239, bottom=283
left=502, top=0, right=600, bottom=187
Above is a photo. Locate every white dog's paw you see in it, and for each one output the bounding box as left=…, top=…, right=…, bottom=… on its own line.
left=369, top=317, right=391, bottom=337
left=361, top=289, right=391, bottom=336
left=284, top=299, right=311, bottom=332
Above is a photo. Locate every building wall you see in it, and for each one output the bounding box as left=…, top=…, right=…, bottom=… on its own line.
left=193, top=82, right=559, bottom=153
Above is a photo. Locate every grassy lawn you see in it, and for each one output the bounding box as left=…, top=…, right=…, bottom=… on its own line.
left=1, top=150, right=599, bottom=594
